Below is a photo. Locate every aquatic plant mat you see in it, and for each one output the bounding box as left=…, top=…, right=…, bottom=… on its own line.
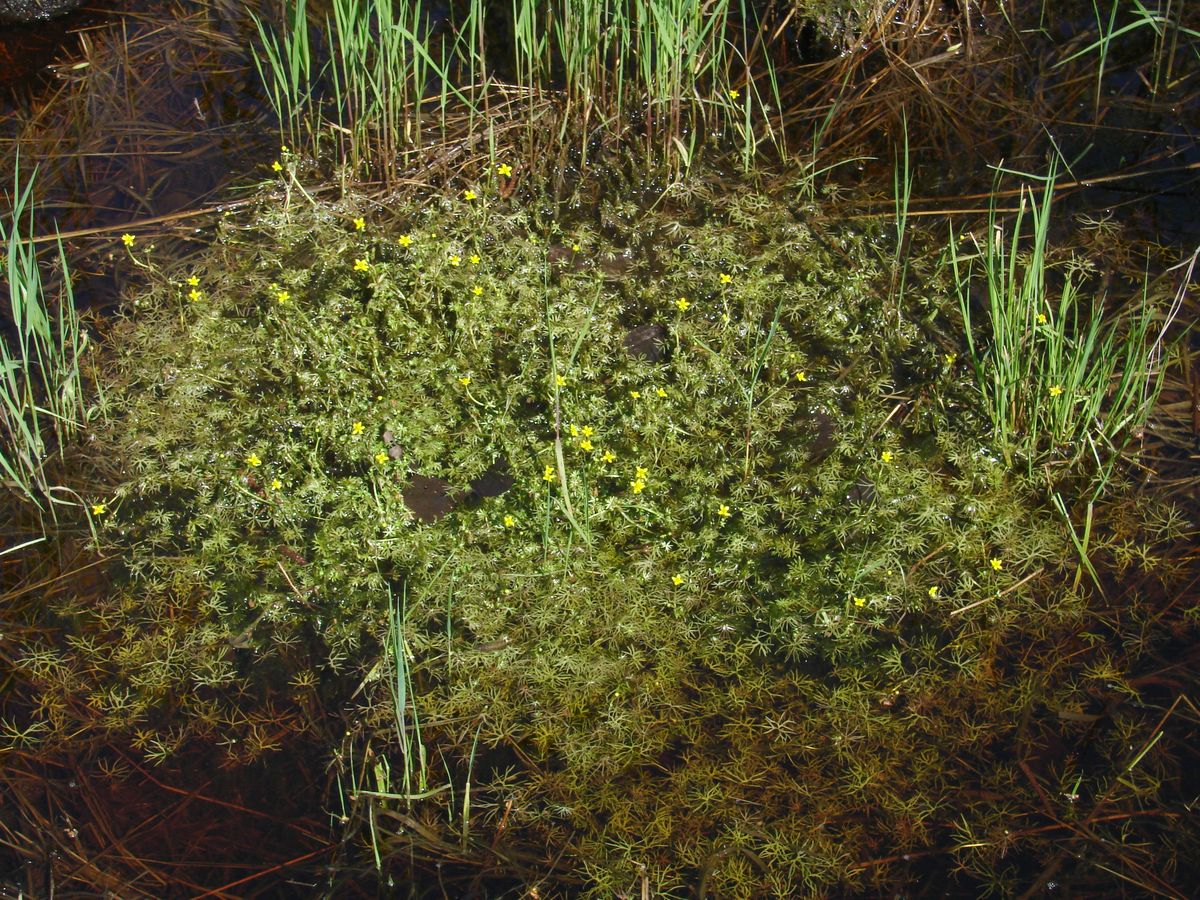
left=2, top=0, right=1200, bottom=896
left=1, top=166, right=1192, bottom=895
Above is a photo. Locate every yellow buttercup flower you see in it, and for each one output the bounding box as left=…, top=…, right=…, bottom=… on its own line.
left=571, top=242, right=581, bottom=252
left=450, top=255, right=461, bottom=267
left=375, top=450, right=389, bottom=465
left=717, top=503, right=731, bottom=518
left=794, top=371, right=807, bottom=383
left=459, top=375, right=471, bottom=386
left=353, top=217, right=365, bottom=231
left=271, top=160, right=283, bottom=172
left=121, top=233, right=135, bottom=248
left=881, top=450, right=893, bottom=463
left=354, top=258, right=370, bottom=272
left=543, top=464, right=555, bottom=482
left=398, top=234, right=413, bottom=247
left=579, top=439, right=594, bottom=452
left=601, top=450, right=616, bottom=463
left=655, top=387, right=667, bottom=398
left=351, top=421, right=365, bottom=436
left=672, top=574, right=685, bottom=586
left=1049, top=384, right=1064, bottom=397
left=270, top=478, right=282, bottom=491
left=728, top=88, right=740, bottom=100
left=635, top=466, right=649, bottom=479
left=276, top=290, right=290, bottom=304
left=1037, top=313, right=1048, bottom=325
left=463, top=189, right=478, bottom=201
left=503, top=514, right=516, bottom=527
left=675, top=297, right=690, bottom=312
left=928, top=585, right=939, bottom=599
left=719, top=273, right=732, bottom=284
left=853, top=596, right=866, bottom=608
left=990, top=557, right=1003, bottom=571
left=569, top=424, right=580, bottom=437
left=556, top=374, right=566, bottom=388
left=581, top=426, right=594, bottom=438
left=188, top=289, right=203, bottom=303
left=186, top=275, right=200, bottom=287
left=246, top=453, right=262, bottom=467
left=469, top=254, right=481, bottom=264
left=91, top=502, right=107, bottom=516
left=497, top=163, right=513, bottom=177
left=472, top=285, right=484, bottom=296
left=629, top=390, right=641, bottom=400
left=631, top=478, right=646, bottom=494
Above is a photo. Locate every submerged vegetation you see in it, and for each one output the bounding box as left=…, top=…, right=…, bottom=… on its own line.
left=2, top=0, right=1199, bottom=895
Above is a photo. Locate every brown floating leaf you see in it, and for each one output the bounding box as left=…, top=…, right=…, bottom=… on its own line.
left=469, top=460, right=513, bottom=498
left=402, top=474, right=455, bottom=524
left=622, top=323, right=667, bottom=362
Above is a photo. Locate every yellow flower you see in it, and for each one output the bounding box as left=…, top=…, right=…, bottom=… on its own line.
left=469, top=254, right=481, bottom=264
left=944, top=353, right=956, bottom=366
left=503, top=514, right=516, bottom=527
left=543, top=464, right=555, bottom=482
left=459, top=375, right=471, bottom=386
left=463, top=189, right=478, bottom=201
left=188, top=289, right=203, bottom=303
left=121, top=233, right=135, bottom=248
left=729, top=88, right=740, bottom=100
left=990, top=557, right=1003, bottom=571
left=1049, top=384, right=1064, bottom=397
left=881, top=450, right=893, bottom=463
left=351, top=421, right=364, bottom=435
left=375, top=450, right=389, bottom=465
left=629, top=390, right=641, bottom=400
left=556, top=374, right=566, bottom=388
left=631, top=479, right=646, bottom=494
left=186, top=275, right=200, bottom=287
left=571, top=242, right=581, bottom=252
left=794, top=371, right=807, bottom=383
left=672, top=574, right=684, bottom=586
left=928, top=585, right=939, bottom=599
left=91, top=502, right=107, bottom=516
left=497, top=163, right=513, bottom=177
left=579, top=439, right=594, bottom=452
left=450, top=255, right=461, bottom=266
left=270, top=478, right=282, bottom=491
left=271, top=160, right=284, bottom=173
left=675, top=297, right=690, bottom=312
left=472, top=285, right=484, bottom=296
left=581, top=426, right=594, bottom=438
left=635, top=466, right=649, bottom=479
left=398, top=235, right=414, bottom=248
left=246, top=453, right=262, bottom=467
left=353, top=217, right=366, bottom=231
left=717, top=503, right=731, bottom=518
left=719, top=272, right=732, bottom=284
left=655, top=387, right=667, bottom=398
left=569, top=424, right=580, bottom=438
left=1036, top=313, right=1048, bottom=325
left=354, top=258, right=370, bottom=272
left=853, top=596, right=866, bottom=608
left=276, top=290, right=290, bottom=304
left=601, top=450, right=616, bottom=463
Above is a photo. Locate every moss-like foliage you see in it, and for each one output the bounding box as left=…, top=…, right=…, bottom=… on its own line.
left=52, top=176, right=1190, bottom=893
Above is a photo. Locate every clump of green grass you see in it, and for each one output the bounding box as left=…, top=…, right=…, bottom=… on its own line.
left=15, top=170, right=1191, bottom=894
left=0, top=158, right=91, bottom=523
left=949, top=167, right=1172, bottom=483
left=250, top=0, right=781, bottom=178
